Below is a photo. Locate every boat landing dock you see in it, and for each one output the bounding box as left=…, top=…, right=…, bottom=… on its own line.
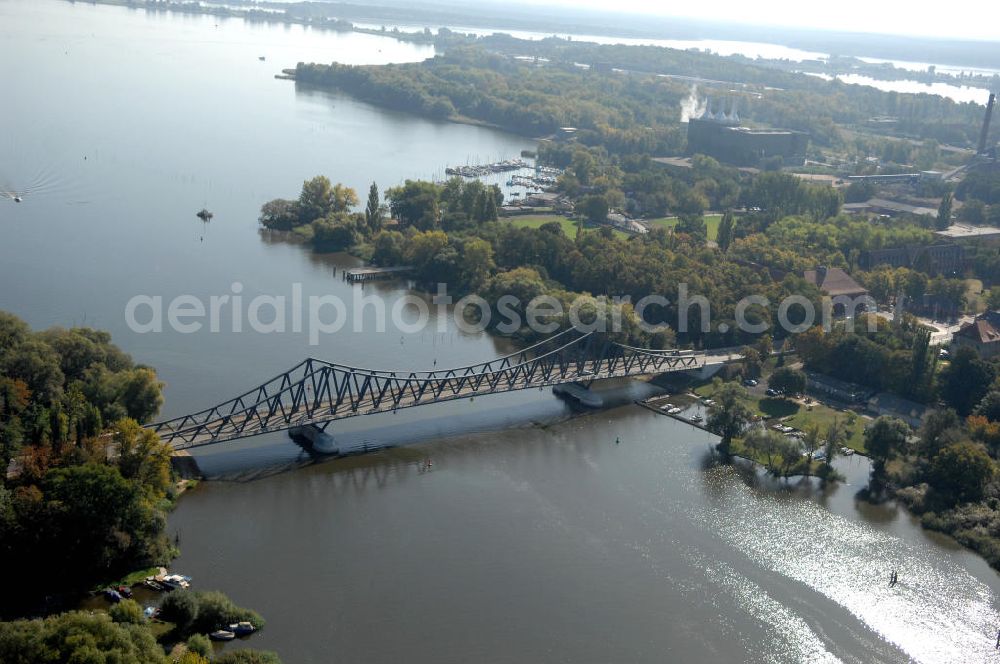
left=344, top=266, right=414, bottom=282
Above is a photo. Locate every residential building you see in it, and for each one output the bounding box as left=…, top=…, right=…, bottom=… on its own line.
left=952, top=315, right=1000, bottom=359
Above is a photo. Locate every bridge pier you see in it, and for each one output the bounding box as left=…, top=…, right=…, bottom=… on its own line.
left=552, top=383, right=603, bottom=408
left=289, top=424, right=340, bottom=455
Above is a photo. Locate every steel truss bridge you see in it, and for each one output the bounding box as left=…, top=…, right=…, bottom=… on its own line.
left=149, top=328, right=705, bottom=449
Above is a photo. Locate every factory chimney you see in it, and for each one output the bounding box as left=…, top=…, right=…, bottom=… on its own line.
left=979, top=93, right=996, bottom=155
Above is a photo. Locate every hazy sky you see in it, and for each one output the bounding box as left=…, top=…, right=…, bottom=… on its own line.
left=519, top=0, right=1000, bottom=40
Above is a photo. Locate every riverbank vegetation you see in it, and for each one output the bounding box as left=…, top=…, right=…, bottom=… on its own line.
left=0, top=312, right=169, bottom=615
left=0, top=312, right=281, bottom=661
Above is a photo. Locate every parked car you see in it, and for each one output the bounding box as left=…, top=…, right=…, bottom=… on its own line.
left=743, top=379, right=758, bottom=387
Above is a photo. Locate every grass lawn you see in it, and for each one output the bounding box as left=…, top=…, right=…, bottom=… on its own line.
left=693, top=381, right=869, bottom=453
left=505, top=215, right=630, bottom=238
left=645, top=214, right=724, bottom=241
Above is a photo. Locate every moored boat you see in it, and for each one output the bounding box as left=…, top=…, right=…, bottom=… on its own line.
left=229, top=621, right=256, bottom=636
left=210, top=630, right=236, bottom=641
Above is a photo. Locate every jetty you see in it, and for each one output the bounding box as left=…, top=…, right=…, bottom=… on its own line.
left=344, top=266, right=414, bottom=282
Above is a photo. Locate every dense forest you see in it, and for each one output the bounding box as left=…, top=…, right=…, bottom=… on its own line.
left=295, top=36, right=993, bottom=155
left=0, top=313, right=281, bottom=662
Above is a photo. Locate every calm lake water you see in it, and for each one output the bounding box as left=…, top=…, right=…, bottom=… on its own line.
left=3, top=2, right=1000, bottom=662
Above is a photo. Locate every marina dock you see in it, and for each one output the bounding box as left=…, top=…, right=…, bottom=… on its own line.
left=344, top=266, right=414, bottom=282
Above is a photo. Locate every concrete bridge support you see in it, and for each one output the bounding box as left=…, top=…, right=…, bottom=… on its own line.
left=289, top=424, right=340, bottom=455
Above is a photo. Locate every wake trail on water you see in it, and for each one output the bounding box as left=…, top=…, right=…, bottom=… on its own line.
left=0, top=138, right=91, bottom=204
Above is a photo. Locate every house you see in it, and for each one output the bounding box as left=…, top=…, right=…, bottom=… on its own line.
left=803, top=266, right=871, bottom=316
left=524, top=191, right=562, bottom=208
left=953, top=315, right=1000, bottom=359
left=934, top=224, right=1000, bottom=245
left=606, top=213, right=648, bottom=235
left=865, top=198, right=938, bottom=218
left=804, top=266, right=867, bottom=297
left=858, top=244, right=965, bottom=276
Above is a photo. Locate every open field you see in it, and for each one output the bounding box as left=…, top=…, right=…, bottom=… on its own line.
left=644, top=214, right=724, bottom=241
left=505, top=215, right=630, bottom=238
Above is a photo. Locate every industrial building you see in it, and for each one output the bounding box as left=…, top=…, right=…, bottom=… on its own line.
left=686, top=99, right=808, bottom=167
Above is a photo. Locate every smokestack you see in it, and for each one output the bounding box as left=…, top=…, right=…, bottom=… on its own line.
left=979, top=93, right=996, bottom=155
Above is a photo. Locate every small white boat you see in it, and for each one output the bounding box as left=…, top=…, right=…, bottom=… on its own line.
left=840, top=447, right=855, bottom=456
left=210, top=630, right=236, bottom=641
left=668, top=407, right=683, bottom=415
left=689, top=414, right=703, bottom=423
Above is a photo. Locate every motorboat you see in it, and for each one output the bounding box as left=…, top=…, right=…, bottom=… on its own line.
left=210, top=630, right=236, bottom=641
left=158, top=573, right=192, bottom=591
left=229, top=621, right=256, bottom=636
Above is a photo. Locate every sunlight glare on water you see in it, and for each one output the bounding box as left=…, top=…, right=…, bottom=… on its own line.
left=701, top=467, right=1000, bottom=664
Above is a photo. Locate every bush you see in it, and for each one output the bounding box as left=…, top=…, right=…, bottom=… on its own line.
left=191, top=591, right=265, bottom=634
left=109, top=598, right=146, bottom=625
left=158, top=590, right=265, bottom=637
left=159, top=590, right=199, bottom=633
left=186, top=633, right=212, bottom=658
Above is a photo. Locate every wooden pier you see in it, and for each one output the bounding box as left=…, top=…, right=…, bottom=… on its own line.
left=344, top=266, right=414, bottom=282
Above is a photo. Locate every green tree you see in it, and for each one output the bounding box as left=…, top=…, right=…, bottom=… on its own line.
left=920, top=408, right=963, bottom=458
left=740, top=346, right=763, bottom=380
left=186, top=633, right=212, bottom=658
left=742, top=428, right=800, bottom=477
left=864, top=416, right=911, bottom=481
left=939, top=346, right=994, bottom=416
left=676, top=213, right=707, bottom=243
left=365, top=182, right=384, bottom=233
left=769, top=367, right=806, bottom=396
left=159, top=591, right=199, bottom=634
left=298, top=176, right=357, bottom=224
left=109, top=599, right=147, bottom=625
left=974, top=390, right=1000, bottom=422
left=822, top=419, right=843, bottom=476
left=387, top=180, right=440, bottom=230
left=929, top=442, right=994, bottom=503
left=936, top=192, right=953, bottom=230
left=460, top=238, right=495, bottom=288
left=258, top=198, right=300, bottom=230
left=114, top=418, right=172, bottom=497
left=0, top=611, right=167, bottom=664
left=706, top=379, right=754, bottom=456
left=716, top=209, right=736, bottom=252
left=577, top=195, right=608, bottom=224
